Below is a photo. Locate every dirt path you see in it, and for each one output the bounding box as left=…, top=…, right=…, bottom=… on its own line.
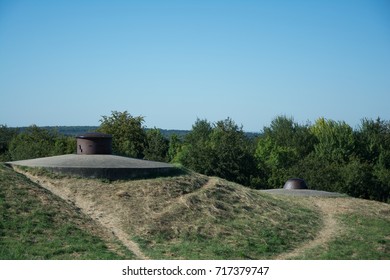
left=275, top=198, right=345, bottom=260
left=202, top=177, right=219, bottom=189
left=15, top=168, right=148, bottom=260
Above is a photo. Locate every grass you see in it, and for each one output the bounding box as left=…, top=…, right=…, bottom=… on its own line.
left=294, top=213, right=390, bottom=259
left=131, top=180, right=321, bottom=259
left=0, top=164, right=135, bottom=259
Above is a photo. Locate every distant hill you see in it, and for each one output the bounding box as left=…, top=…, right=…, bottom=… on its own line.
left=16, top=126, right=99, bottom=136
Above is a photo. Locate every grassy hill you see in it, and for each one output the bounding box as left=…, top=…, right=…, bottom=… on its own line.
left=1, top=164, right=389, bottom=260
left=0, top=164, right=135, bottom=259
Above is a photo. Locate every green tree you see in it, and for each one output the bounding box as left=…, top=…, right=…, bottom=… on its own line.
left=167, top=134, right=182, bottom=162
left=144, top=128, right=169, bottom=162
left=356, top=118, right=390, bottom=164
left=254, top=116, right=315, bottom=188
left=210, top=118, right=256, bottom=185
left=263, top=115, right=316, bottom=156
left=177, top=118, right=256, bottom=185
left=341, top=157, right=376, bottom=200
left=98, top=111, right=147, bottom=158
left=283, top=153, right=345, bottom=193
left=354, top=118, right=390, bottom=202
left=0, top=125, right=18, bottom=161
left=310, top=117, right=355, bottom=163
left=53, top=135, right=76, bottom=155
left=177, top=119, right=214, bottom=174
left=8, top=125, right=68, bottom=160
left=373, top=161, right=390, bottom=202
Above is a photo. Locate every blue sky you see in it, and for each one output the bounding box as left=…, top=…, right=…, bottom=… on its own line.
left=1, top=0, right=389, bottom=131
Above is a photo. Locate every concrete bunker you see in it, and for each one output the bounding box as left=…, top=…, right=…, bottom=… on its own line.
left=283, top=178, right=308, bottom=190
left=7, top=132, right=180, bottom=180
left=76, top=132, right=112, bottom=155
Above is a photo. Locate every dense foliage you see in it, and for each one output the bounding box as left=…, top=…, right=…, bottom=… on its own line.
left=254, top=116, right=390, bottom=202
left=98, top=111, right=147, bottom=158
left=1, top=112, right=389, bottom=202
left=175, top=118, right=256, bottom=185
left=143, top=128, right=169, bottom=162
left=0, top=125, right=18, bottom=161
left=3, top=125, right=75, bottom=161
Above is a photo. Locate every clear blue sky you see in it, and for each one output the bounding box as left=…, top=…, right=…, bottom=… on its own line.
left=1, top=0, right=389, bottom=131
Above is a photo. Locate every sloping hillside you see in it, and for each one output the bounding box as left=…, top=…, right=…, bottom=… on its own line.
left=0, top=164, right=135, bottom=259
left=2, top=164, right=390, bottom=259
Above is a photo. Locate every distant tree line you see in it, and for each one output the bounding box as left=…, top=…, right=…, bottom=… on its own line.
left=14, top=125, right=193, bottom=139
left=0, top=125, right=75, bottom=162
left=1, top=111, right=389, bottom=202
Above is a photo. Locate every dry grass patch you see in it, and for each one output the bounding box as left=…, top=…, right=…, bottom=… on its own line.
left=17, top=168, right=321, bottom=259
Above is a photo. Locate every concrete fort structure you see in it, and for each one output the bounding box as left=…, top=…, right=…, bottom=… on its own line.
left=7, top=133, right=180, bottom=180
left=76, top=132, right=112, bottom=155
left=283, top=178, right=308, bottom=190
left=261, top=177, right=345, bottom=197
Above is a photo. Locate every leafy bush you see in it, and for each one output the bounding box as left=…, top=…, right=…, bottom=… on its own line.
left=310, top=118, right=355, bottom=163
left=144, top=128, right=169, bottom=162
left=0, top=125, right=18, bottom=161
left=177, top=118, right=256, bottom=185
left=8, top=126, right=74, bottom=161
left=254, top=116, right=315, bottom=188
left=167, top=134, right=182, bottom=162
left=98, top=111, right=147, bottom=158
left=177, top=119, right=214, bottom=175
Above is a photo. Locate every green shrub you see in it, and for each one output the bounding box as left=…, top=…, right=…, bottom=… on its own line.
left=98, top=111, right=147, bottom=158
left=144, top=128, right=169, bottom=162
left=8, top=126, right=74, bottom=161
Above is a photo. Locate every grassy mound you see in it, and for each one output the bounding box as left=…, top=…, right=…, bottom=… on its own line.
left=133, top=177, right=321, bottom=259
left=18, top=169, right=322, bottom=259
